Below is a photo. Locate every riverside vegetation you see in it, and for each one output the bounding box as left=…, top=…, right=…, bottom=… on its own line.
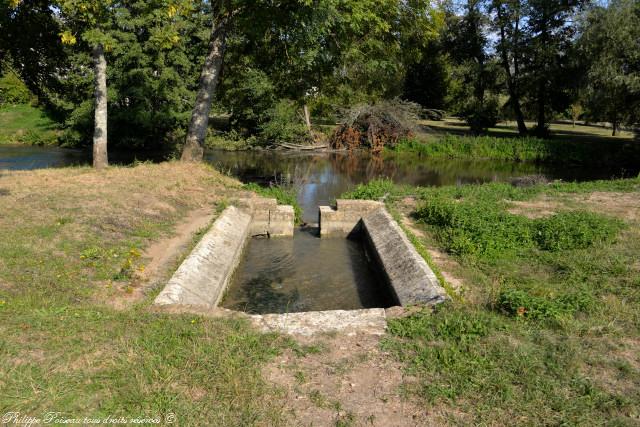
left=343, top=176, right=640, bottom=425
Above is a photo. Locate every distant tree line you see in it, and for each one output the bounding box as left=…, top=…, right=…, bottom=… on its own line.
left=1, top=0, right=639, bottom=166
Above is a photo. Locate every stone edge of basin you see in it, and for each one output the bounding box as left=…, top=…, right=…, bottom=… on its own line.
left=319, top=200, right=448, bottom=306
left=154, top=205, right=252, bottom=308
left=154, top=199, right=295, bottom=309
left=361, top=208, right=448, bottom=306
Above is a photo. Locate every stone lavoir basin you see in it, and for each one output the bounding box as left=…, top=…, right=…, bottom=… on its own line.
left=153, top=197, right=447, bottom=335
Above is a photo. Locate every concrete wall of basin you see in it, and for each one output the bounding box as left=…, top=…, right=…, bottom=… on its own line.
left=319, top=201, right=447, bottom=306
left=154, top=198, right=294, bottom=309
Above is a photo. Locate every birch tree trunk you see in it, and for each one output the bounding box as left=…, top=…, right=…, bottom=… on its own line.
left=181, top=17, right=227, bottom=162
left=92, top=44, right=108, bottom=169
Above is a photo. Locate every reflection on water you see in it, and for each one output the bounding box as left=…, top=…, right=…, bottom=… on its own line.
left=0, top=145, right=88, bottom=170
left=205, top=149, right=634, bottom=223
left=221, top=229, right=394, bottom=314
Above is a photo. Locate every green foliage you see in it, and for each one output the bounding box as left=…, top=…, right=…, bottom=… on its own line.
left=497, top=288, right=593, bottom=320
left=534, top=211, right=624, bottom=251
left=340, top=178, right=396, bottom=201
left=391, top=134, right=640, bottom=167
left=460, top=97, right=500, bottom=134
left=414, top=187, right=625, bottom=260
left=416, top=196, right=534, bottom=258
left=258, top=99, right=310, bottom=145
left=579, top=0, right=640, bottom=131
left=0, top=70, right=34, bottom=105
left=244, top=182, right=302, bottom=224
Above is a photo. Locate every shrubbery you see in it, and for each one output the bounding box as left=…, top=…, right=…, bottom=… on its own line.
left=259, top=99, right=311, bottom=145
left=0, top=71, right=34, bottom=106
left=416, top=197, right=623, bottom=258
left=460, top=97, right=499, bottom=134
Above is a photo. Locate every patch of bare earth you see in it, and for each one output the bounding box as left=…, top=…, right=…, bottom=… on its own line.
left=106, top=206, right=218, bottom=309
left=577, top=192, right=640, bottom=222
left=507, top=196, right=562, bottom=219
left=396, top=197, right=464, bottom=294
left=508, top=191, right=640, bottom=222
left=266, top=333, right=448, bottom=427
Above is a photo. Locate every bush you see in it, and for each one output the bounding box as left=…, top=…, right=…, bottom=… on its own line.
left=330, top=99, right=421, bottom=152
left=533, top=211, right=623, bottom=251
left=259, top=99, right=311, bottom=146
left=0, top=71, right=34, bottom=105
left=460, top=97, right=499, bottom=134
left=416, top=198, right=534, bottom=258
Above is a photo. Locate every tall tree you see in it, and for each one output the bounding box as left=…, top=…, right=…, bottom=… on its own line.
left=526, top=0, right=586, bottom=136
left=491, top=0, right=527, bottom=135
left=181, top=1, right=232, bottom=162
left=579, top=0, right=640, bottom=135
left=58, top=0, right=125, bottom=169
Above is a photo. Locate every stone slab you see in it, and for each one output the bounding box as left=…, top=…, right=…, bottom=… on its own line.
left=250, top=308, right=387, bottom=336
left=361, top=208, right=447, bottom=306
left=154, top=206, right=251, bottom=308
left=319, top=200, right=383, bottom=236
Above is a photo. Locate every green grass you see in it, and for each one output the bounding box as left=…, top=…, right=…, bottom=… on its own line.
left=345, top=177, right=640, bottom=425
left=391, top=134, right=640, bottom=167
left=0, top=163, right=289, bottom=425
left=0, top=104, right=60, bottom=145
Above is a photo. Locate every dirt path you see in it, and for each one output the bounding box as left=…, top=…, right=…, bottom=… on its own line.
left=266, top=332, right=444, bottom=427
left=108, top=206, right=216, bottom=308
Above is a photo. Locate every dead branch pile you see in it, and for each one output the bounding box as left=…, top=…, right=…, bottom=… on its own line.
left=330, top=99, right=422, bottom=153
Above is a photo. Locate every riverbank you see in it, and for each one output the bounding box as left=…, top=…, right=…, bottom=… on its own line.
left=0, top=104, right=60, bottom=145
left=342, top=176, right=640, bottom=425
left=391, top=134, right=640, bottom=167
left=0, top=163, right=294, bottom=423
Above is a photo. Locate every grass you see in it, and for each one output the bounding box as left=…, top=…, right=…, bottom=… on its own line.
left=421, top=117, right=636, bottom=142
left=0, top=163, right=291, bottom=425
left=391, top=133, right=640, bottom=167
left=0, top=104, right=60, bottom=145
left=344, top=177, right=640, bottom=425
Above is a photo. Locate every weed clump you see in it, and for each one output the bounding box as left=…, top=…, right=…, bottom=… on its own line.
left=533, top=211, right=623, bottom=251
left=415, top=196, right=624, bottom=258
left=497, top=288, right=593, bottom=320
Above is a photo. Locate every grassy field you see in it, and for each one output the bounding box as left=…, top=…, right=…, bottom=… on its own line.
left=0, top=104, right=60, bottom=145
left=344, top=177, right=640, bottom=425
left=0, top=163, right=295, bottom=425
left=421, top=117, right=636, bottom=143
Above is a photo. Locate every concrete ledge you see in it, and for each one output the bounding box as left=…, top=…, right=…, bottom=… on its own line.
left=250, top=308, right=387, bottom=336
left=361, top=208, right=447, bottom=306
left=319, top=199, right=383, bottom=236
left=154, top=206, right=251, bottom=308
left=238, top=197, right=295, bottom=237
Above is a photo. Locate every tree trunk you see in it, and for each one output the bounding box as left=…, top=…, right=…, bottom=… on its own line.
left=536, top=82, right=546, bottom=136
left=497, top=7, right=527, bottom=136
left=92, top=44, right=108, bottom=169
left=181, top=17, right=227, bottom=162
left=303, top=104, right=312, bottom=133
